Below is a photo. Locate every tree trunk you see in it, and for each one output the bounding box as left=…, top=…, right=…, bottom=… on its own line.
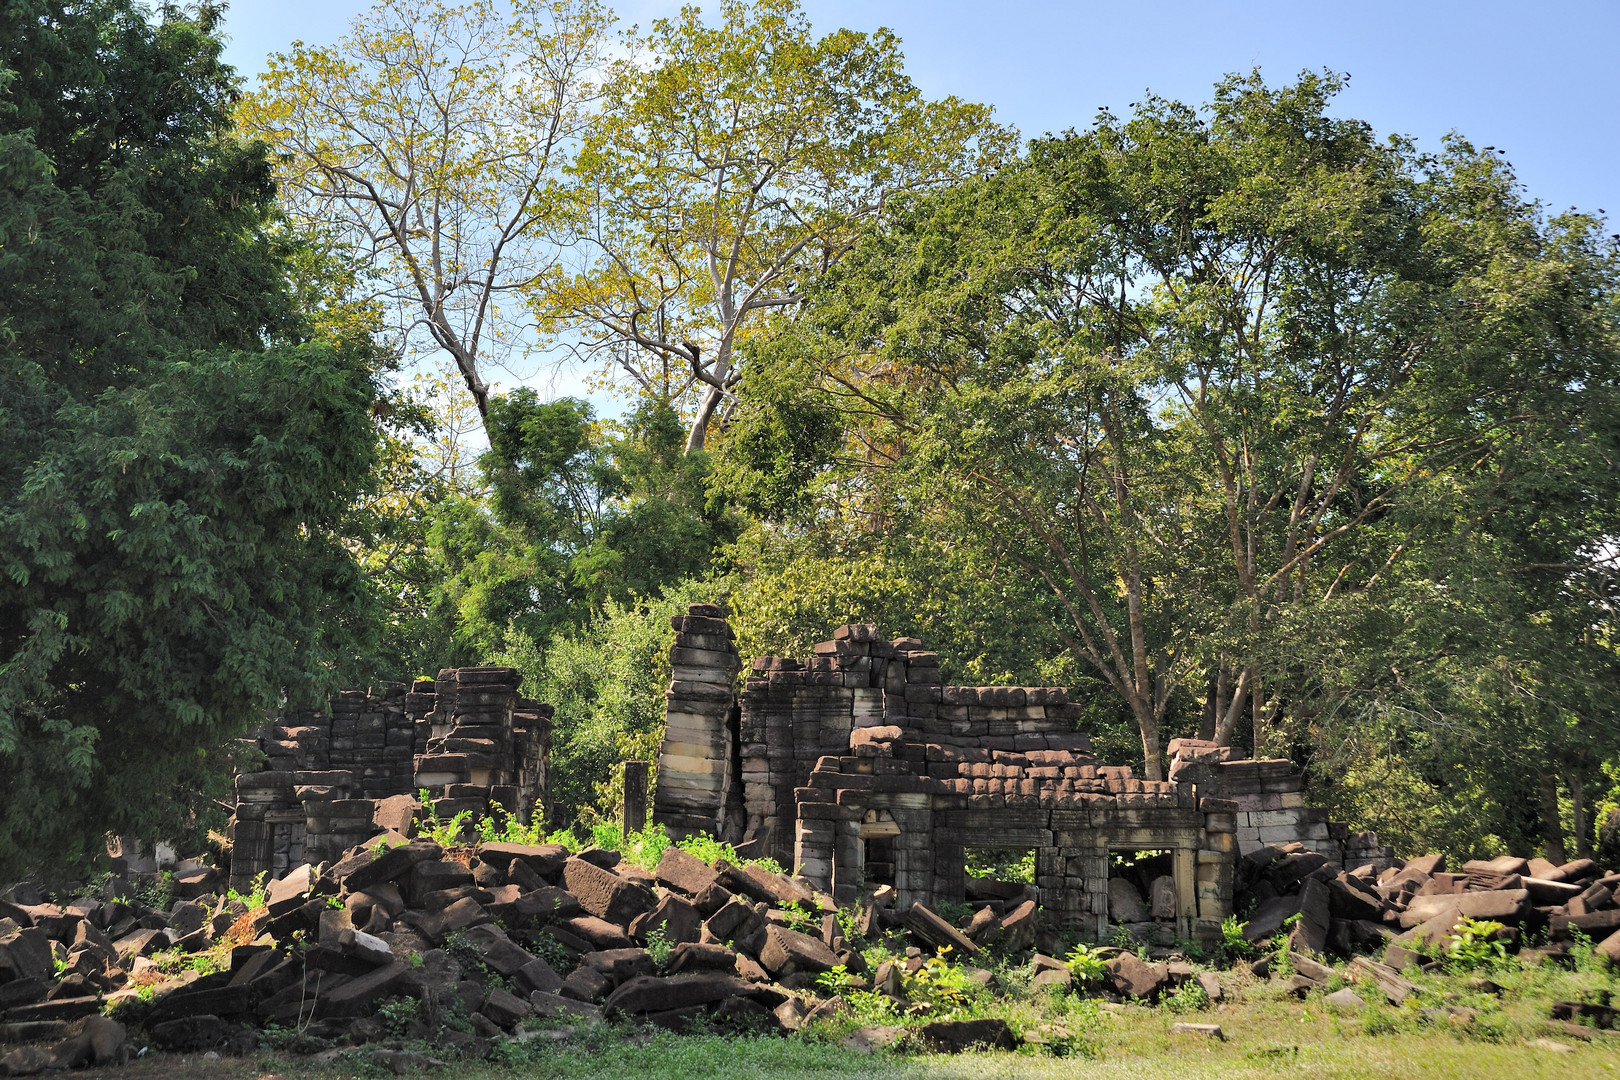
left=1198, top=669, right=1219, bottom=741
left=1211, top=666, right=1249, bottom=748
left=1251, top=677, right=1265, bottom=759
left=1135, top=699, right=1163, bottom=782
left=1570, top=772, right=1592, bottom=860
left=1540, top=771, right=1567, bottom=866
left=685, top=383, right=724, bottom=453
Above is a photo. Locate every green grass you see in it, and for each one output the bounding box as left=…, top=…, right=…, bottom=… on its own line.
left=226, top=1022, right=1618, bottom=1080
left=151, top=971, right=1620, bottom=1080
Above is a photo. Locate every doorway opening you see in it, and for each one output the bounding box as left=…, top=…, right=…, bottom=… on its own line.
left=859, top=809, right=900, bottom=888
left=964, top=847, right=1035, bottom=912
left=1107, top=848, right=1175, bottom=926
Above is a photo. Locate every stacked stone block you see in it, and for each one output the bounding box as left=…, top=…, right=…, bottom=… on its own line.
left=1167, top=738, right=1394, bottom=871
left=652, top=604, right=743, bottom=839
left=412, top=666, right=551, bottom=823
left=229, top=670, right=552, bottom=894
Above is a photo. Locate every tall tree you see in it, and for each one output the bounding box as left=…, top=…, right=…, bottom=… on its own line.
left=240, top=0, right=609, bottom=419
left=724, top=73, right=1620, bottom=782
left=0, top=1, right=382, bottom=876
left=550, top=0, right=1013, bottom=451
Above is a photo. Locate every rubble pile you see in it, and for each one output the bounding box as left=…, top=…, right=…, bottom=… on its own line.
left=1234, top=845, right=1620, bottom=979
left=2, top=827, right=1618, bottom=1071
left=0, top=828, right=1076, bottom=1070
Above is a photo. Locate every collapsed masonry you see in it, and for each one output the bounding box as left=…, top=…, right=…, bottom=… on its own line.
left=229, top=668, right=552, bottom=894
left=652, top=605, right=1390, bottom=940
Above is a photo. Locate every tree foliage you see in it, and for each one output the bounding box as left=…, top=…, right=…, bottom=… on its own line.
left=241, top=0, right=609, bottom=419
left=722, top=73, right=1620, bottom=799
left=0, top=1, right=382, bottom=876
left=549, top=0, right=1013, bottom=451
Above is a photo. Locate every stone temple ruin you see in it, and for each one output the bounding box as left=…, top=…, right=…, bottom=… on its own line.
left=228, top=668, right=552, bottom=894
left=652, top=604, right=1389, bottom=941
left=224, top=602, right=1387, bottom=942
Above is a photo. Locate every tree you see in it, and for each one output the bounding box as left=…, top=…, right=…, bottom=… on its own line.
left=0, top=1, right=381, bottom=876
left=427, top=392, right=742, bottom=663
left=240, top=0, right=609, bottom=419
left=550, top=0, right=1013, bottom=451
left=725, top=73, right=1620, bottom=784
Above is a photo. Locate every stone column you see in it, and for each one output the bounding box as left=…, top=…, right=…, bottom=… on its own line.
left=652, top=603, right=741, bottom=838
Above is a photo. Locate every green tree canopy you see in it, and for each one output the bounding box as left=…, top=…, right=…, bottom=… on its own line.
left=0, top=0, right=382, bottom=877
left=426, top=392, right=741, bottom=665
left=721, top=72, right=1620, bottom=803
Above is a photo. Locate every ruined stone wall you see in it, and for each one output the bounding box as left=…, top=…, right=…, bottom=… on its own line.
left=229, top=668, right=551, bottom=892
left=1167, top=739, right=1394, bottom=872
left=651, top=605, right=742, bottom=840
left=730, top=623, right=1093, bottom=870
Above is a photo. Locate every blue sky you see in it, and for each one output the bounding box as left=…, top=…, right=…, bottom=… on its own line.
left=216, top=0, right=1619, bottom=406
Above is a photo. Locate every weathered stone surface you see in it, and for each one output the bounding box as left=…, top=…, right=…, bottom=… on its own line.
left=1289, top=877, right=1332, bottom=957
left=655, top=848, right=720, bottom=898
left=629, top=894, right=702, bottom=945
left=1326, top=987, right=1365, bottom=1011
left=148, top=1015, right=224, bottom=1053
left=338, top=842, right=442, bottom=893
left=515, top=956, right=564, bottom=996
left=559, top=967, right=614, bottom=1003
left=457, top=924, right=537, bottom=977
left=997, top=901, right=1037, bottom=952
left=266, top=865, right=315, bottom=917
left=1348, top=956, right=1418, bottom=1004
left=481, top=987, right=531, bottom=1029
left=757, top=926, right=840, bottom=977
left=1107, top=879, right=1149, bottom=923
left=528, top=991, right=601, bottom=1019
left=408, top=897, right=490, bottom=944
left=0, top=930, right=52, bottom=982
left=480, top=843, right=569, bottom=882
left=0, top=1046, right=53, bottom=1076
left=1241, top=895, right=1300, bottom=942
left=563, top=858, right=655, bottom=926
left=1169, top=1022, right=1224, bottom=1039
left=321, top=962, right=409, bottom=1017
left=913, top=1018, right=1017, bottom=1053
left=560, top=917, right=636, bottom=951
left=668, top=942, right=738, bottom=974
left=903, top=904, right=981, bottom=957
left=602, top=973, right=752, bottom=1017
left=583, top=948, right=656, bottom=984
left=1398, top=889, right=1530, bottom=929
left=1105, top=952, right=1168, bottom=1000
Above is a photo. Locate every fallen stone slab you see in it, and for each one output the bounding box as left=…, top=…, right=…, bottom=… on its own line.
left=903, top=904, right=981, bottom=957
left=1169, top=1022, right=1224, bottom=1039
left=601, top=973, right=752, bottom=1017
left=563, top=859, right=655, bottom=926
left=559, top=916, right=636, bottom=951
left=528, top=991, right=602, bottom=1020
left=628, top=894, right=702, bottom=946
left=1326, top=987, right=1365, bottom=1011
left=320, top=961, right=410, bottom=1018
left=913, top=1018, right=1017, bottom=1053
left=266, top=865, right=316, bottom=917
left=1349, top=956, right=1418, bottom=1004
left=0, top=930, right=52, bottom=983
left=0, top=1022, right=69, bottom=1045
left=1, top=998, right=102, bottom=1025
left=655, top=848, right=720, bottom=898
left=1399, top=889, right=1529, bottom=929
left=456, top=924, right=537, bottom=978
left=757, top=925, right=840, bottom=977
left=478, top=843, right=568, bottom=882
left=1105, top=952, right=1168, bottom=1000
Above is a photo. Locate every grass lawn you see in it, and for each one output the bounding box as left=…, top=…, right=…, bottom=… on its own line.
left=71, top=990, right=1620, bottom=1080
